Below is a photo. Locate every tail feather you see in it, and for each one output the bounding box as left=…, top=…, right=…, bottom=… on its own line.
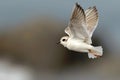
left=88, top=53, right=97, bottom=59
left=88, top=46, right=103, bottom=59
left=94, top=46, right=103, bottom=56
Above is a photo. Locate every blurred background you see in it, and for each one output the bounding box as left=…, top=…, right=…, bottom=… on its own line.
left=0, top=0, right=120, bottom=80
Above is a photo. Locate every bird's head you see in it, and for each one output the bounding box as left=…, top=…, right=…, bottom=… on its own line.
left=60, top=36, right=69, bottom=47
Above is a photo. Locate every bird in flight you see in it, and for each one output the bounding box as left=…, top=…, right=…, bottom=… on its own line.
left=59, top=3, right=103, bottom=59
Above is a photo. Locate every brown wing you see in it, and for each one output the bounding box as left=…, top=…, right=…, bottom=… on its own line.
left=85, top=6, right=99, bottom=37
left=65, top=3, right=89, bottom=40
left=70, top=3, right=86, bottom=24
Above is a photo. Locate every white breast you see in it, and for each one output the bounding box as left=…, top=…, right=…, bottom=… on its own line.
left=67, top=39, right=90, bottom=52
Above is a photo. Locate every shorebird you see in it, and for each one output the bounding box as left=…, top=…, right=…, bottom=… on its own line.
left=59, top=3, right=103, bottom=59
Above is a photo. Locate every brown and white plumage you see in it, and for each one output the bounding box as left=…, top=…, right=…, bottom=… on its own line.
left=65, top=3, right=99, bottom=44
left=65, top=3, right=89, bottom=40
left=85, top=6, right=99, bottom=37
left=60, top=3, right=103, bottom=59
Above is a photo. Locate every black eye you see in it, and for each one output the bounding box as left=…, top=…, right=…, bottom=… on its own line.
left=62, top=39, right=66, bottom=41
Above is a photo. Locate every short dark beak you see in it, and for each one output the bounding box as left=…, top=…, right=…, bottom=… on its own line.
left=56, top=41, right=60, bottom=44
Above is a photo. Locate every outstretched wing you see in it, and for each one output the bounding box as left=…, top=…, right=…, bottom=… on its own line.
left=65, top=3, right=89, bottom=41
left=85, top=6, right=99, bottom=37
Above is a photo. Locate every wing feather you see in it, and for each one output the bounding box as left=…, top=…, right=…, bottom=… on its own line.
left=65, top=3, right=89, bottom=41
left=85, top=6, right=99, bottom=37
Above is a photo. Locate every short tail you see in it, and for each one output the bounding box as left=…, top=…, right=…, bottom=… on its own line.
left=88, top=46, right=103, bottom=59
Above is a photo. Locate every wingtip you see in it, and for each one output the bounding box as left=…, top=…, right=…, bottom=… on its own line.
left=70, top=2, right=86, bottom=23
left=93, top=6, right=97, bottom=11
left=93, top=6, right=96, bottom=8
left=93, top=6, right=98, bottom=16
left=75, top=2, right=85, bottom=13
left=75, top=2, right=80, bottom=7
left=88, top=6, right=98, bottom=15
left=75, top=2, right=82, bottom=9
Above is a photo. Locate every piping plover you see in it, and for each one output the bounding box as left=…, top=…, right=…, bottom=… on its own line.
left=60, top=3, right=103, bottom=59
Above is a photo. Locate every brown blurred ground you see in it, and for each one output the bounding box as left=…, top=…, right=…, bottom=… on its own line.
left=0, top=16, right=67, bottom=70
left=0, top=16, right=119, bottom=80
left=0, top=16, right=108, bottom=69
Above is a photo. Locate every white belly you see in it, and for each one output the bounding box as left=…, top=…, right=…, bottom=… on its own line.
left=67, top=40, right=92, bottom=52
